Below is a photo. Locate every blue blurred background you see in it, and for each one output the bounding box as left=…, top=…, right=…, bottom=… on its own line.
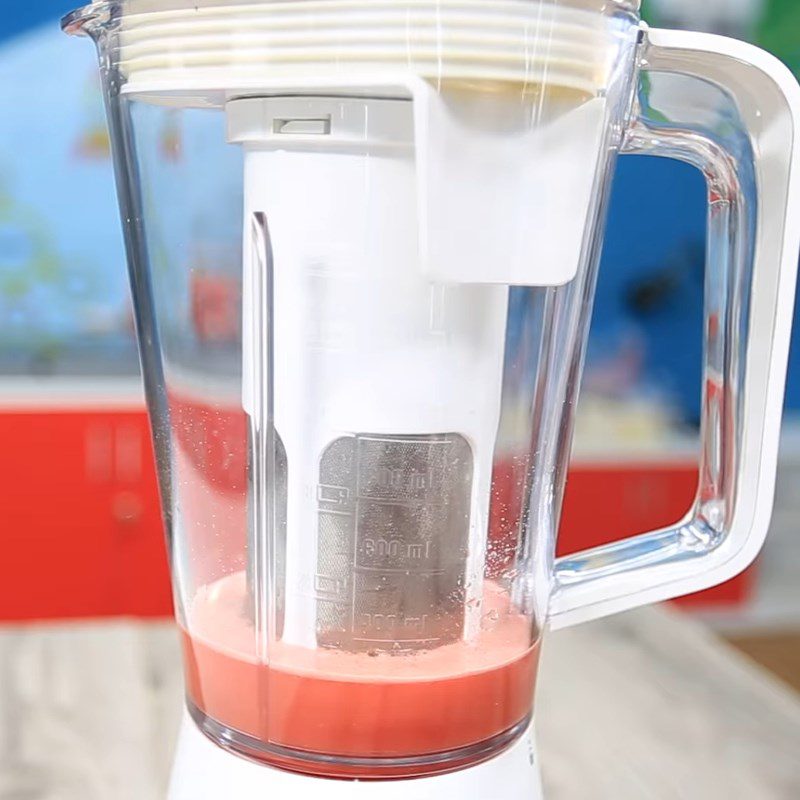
left=3, top=1, right=798, bottom=421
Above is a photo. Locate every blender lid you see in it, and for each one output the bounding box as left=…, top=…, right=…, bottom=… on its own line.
left=63, top=0, right=640, bottom=99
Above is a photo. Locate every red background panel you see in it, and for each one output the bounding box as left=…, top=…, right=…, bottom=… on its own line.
left=559, top=463, right=756, bottom=608
left=0, top=410, right=172, bottom=620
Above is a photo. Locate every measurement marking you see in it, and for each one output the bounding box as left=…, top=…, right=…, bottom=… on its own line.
left=317, top=484, right=350, bottom=503
left=355, top=566, right=445, bottom=575
left=352, top=638, right=441, bottom=645
left=358, top=436, right=451, bottom=446
left=362, top=538, right=433, bottom=561
left=353, top=498, right=445, bottom=508
left=352, top=439, right=362, bottom=636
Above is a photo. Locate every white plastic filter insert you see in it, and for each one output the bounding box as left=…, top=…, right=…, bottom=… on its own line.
left=228, top=85, right=611, bottom=647
left=232, top=95, right=510, bottom=647
left=227, top=79, right=610, bottom=288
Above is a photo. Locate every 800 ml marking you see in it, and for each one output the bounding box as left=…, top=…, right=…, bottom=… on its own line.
left=363, top=538, right=432, bottom=561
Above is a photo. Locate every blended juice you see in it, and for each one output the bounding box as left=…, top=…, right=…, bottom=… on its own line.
left=181, top=572, right=539, bottom=776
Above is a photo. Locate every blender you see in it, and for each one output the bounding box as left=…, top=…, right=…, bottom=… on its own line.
left=63, top=1, right=800, bottom=797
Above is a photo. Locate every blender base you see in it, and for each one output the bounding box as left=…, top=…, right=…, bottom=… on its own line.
left=168, top=710, right=544, bottom=799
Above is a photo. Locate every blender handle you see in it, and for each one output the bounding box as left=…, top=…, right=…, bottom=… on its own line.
left=549, top=27, right=800, bottom=630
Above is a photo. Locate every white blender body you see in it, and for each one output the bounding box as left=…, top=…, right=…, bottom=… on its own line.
left=64, top=1, right=800, bottom=797
left=169, top=712, right=542, bottom=799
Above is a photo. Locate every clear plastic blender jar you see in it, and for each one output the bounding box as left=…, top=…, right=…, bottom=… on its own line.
left=63, top=0, right=800, bottom=783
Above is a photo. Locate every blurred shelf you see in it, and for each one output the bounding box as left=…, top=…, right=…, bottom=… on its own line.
left=0, top=376, right=144, bottom=409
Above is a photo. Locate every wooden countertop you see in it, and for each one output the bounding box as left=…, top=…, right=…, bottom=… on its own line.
left=1, top=606, right=798, bottom=799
